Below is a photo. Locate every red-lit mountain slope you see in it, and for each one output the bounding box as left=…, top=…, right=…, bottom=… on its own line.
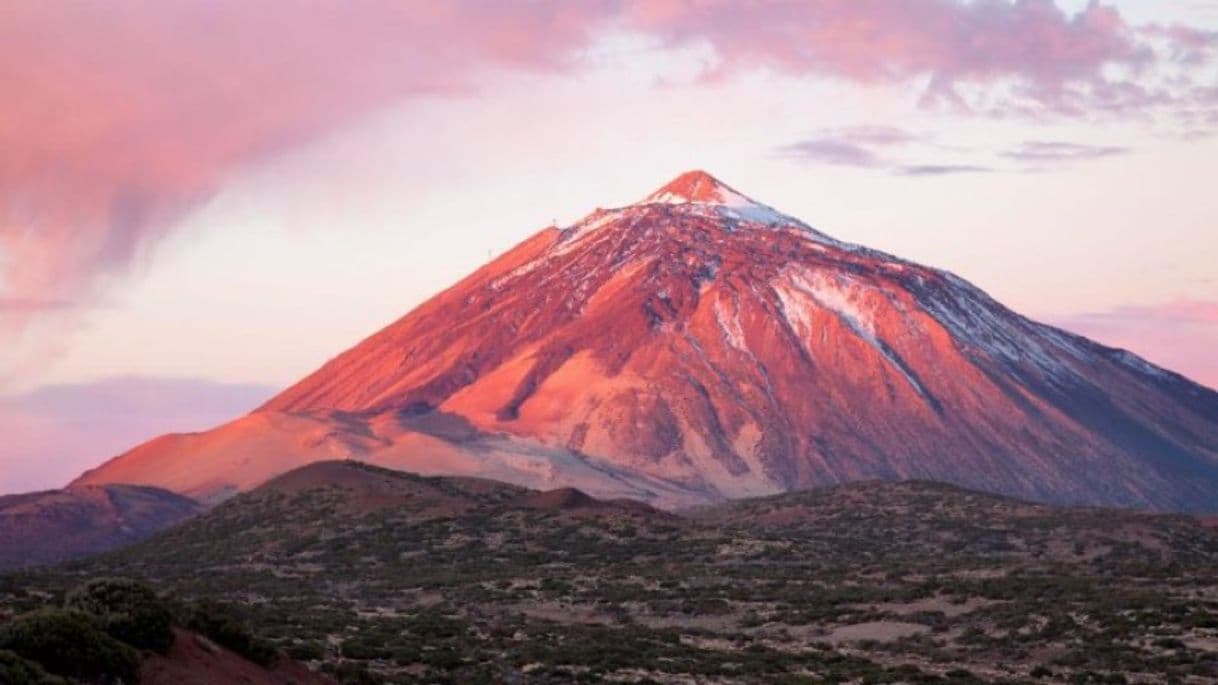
left=75, top=171, right=1218, bottom=511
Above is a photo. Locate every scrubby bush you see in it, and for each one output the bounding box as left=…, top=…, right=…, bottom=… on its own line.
left=0, top=649, right=66, bottom=685
left=186, top=600, right=278, bottom=666
left=65, top=578, right=175, bottom=654
left=287, top=639, right=326, bottom=661
left=0, top=608, right=139, bottom=683
left=340, top=636, right=392, bottom=660
left=329, top=660, right=379, bottom=685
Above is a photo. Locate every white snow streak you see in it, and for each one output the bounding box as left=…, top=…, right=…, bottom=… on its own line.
left=788, top=271, right=876, bottom=336
left=714, top=297, right=748, bottom=352
left=916, top=273, right=1100, bottom=385
left=777, top=270, right=930, bottom=400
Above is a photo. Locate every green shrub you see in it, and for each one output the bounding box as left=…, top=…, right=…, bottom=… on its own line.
left=330, top=660, right=380, bottom=684
left=340, top=637, right=391, bottom=660
left=287, top=640, right=326, bottom=661
left=64, top=578, right=175, bottom=654
left=186, top=600, right=278, bottom=666
left=0, top=608, right=139, bottom=682
left=0, top=649, right=67, bottom=685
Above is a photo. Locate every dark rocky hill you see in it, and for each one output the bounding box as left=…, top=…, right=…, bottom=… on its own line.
left=0, top=484, right=201, bottom=571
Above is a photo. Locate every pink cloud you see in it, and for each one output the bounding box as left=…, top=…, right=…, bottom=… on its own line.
left=1, top=1, right=1213, bottom=385
left=1003, top=140, right=1130, bottom=163
left=626, top=0, right=1153, bottom=110
left=775, top=126, right=993, bottom=174
left=1143, top=23, right=1218, bottom=64
left=1050, top=300, right=1218, bottom=391
left=0, top=376, right=274, bottom=494
left=0, top=0, right=614, bottom=332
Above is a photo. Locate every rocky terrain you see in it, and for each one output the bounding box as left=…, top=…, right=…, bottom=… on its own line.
left=8, top=460, right=1218, bottom=683
left=0, top=484, right=201, bottom=571
left=73, top=171, right=1218, bottom=512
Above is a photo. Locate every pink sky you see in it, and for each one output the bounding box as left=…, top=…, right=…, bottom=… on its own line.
left=1, top=0, right=1217, bottom=493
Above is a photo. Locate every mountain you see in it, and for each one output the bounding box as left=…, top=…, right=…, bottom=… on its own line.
left=73, top=170, right=1218, bottom=511
left=0, top=484, right=201, bottom=570
left=18, top=461, right=1218, bottom=683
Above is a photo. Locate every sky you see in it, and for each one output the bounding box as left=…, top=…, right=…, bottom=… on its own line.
left=1, top=0, right=1217, bottom=493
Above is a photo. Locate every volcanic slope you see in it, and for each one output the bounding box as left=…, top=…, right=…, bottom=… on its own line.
left=75, top=171, right=1218, bottom=511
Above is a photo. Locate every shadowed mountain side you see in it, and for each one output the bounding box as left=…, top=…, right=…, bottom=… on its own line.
left=0, top=484, right=201, bottom=570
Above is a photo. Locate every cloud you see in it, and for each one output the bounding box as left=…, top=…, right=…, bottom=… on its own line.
left=0, top=298, right=77, bottom=313
left=776, top=126, right=991, bottom=175
left=3, top=1, right=1214, bottom=383
left=0, top=0, right=617, bottom=377
left=826, top=126, right=921, bottom=146
left=1142, top=23, right=1218, bottom=64
left=776, top=125, right=920, bottom=167
left=777, top=141, right=882, bottom=168
left=627, top=0, right=1204, bottom=113
left=1004, top=141, right=1131, bottom=163
left=1049, top=300, right=1218, bottom=391
left=0, top=376, right=275, bottom=494
left=896, top=164, right=994, bottom=176
left=779, top=133, right=1131, bottom=175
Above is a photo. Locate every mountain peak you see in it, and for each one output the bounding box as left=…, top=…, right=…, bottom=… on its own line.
left=74, top=169, right=1218, bottom=515
left=642, top=170, right=756, bottom=207
left=634, top=169, right=792, bottom=225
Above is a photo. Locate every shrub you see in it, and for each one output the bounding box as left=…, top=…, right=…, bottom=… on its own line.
left=186, top=600, right=278, bottom=666
left=340, top=637, right=391, bottom=660
left=0, top=608, right=139, bottom=682
left=0, top=649, right=66, bottom=685
left=330, top=660, right=380, bottom=685
left=64, top=578, right=175, bottom=654
left=287, top=640, right=326, bottom=661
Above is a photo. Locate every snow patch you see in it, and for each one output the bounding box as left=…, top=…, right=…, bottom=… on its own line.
left=772, top=281, right=814, bottom=341
left=638, top=171, right=792, bottom=226
left=1113, top=349, right=1171, bottom=379
left=778, top=270, right=930, bottom=400
left=918, top=275, right=1080, bottom=381
left=556, top=208, right=625, bottom=249
left=716, top=203, right=789, bottom=226
left=714, top=297, right=748, bottom=352
left=787, top=271, right=876, bottom=336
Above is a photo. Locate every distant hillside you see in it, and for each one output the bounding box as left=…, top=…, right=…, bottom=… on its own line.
left=9, top=461, right=1218, bottom=683
left=0, top=484, right=201, bottom=570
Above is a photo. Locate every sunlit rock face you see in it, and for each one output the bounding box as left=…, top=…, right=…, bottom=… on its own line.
left=77, top=172, right=1218, bottom=511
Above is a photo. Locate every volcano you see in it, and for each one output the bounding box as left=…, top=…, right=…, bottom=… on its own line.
left=74, top=171, right=1218, bottom=511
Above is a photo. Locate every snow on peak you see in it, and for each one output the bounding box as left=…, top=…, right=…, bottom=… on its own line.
left=557, top=170, right=866, bottom=256
left=638, top=170, right=788, bottom=225
left=642, top=170, right=755, bottom=206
